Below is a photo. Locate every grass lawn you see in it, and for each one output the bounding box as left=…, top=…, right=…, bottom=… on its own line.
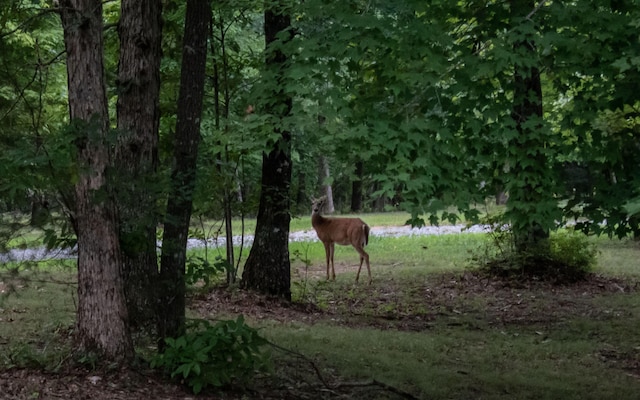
left=192, top=230, right=640, bottom=398
left=1, top=217, right=639, bottom=399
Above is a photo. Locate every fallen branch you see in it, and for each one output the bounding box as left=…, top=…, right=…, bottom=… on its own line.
left=268, top=341, right=420, bottom=399
left=268, top=341, right=332, bottom=388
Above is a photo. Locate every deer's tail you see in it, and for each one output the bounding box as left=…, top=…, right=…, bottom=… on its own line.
left=363, top=224, right=370, bottom=246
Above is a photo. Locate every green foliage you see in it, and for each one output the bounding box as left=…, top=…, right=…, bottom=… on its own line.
left=550, top=230, right=599, bottom=273
left=185, top=255, right=231, bottom=288
left=184, top=223, right=238, bottom=286
left=290, top=0, right=640, bottom=251
left=42, top=218, right=76, bottom=251
left=151, top=316, right=271, bottom=394
left=290, top=244, right=325, bottom=303
left=1, top=0, right=638, bottom=295
left=3, top=336, right=70, bottom=372
left=0, top=2, right=77, bottom=261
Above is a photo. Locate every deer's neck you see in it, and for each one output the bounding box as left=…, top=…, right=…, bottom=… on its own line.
left=311, top=212, right=328, bottom=228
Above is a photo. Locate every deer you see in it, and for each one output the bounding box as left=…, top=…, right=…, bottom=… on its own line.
left=311, top=196, right=372, bottom=284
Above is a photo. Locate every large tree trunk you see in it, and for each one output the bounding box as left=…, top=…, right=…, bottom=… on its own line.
left=158, top=0, right=210, bottom=341
left=115, top=0, right=162, bottom=335
left=508, top=0, right=550, bottom=254
left=59, top=0, right=133, bottom=361
left=240, top=2, right=292, bottom=300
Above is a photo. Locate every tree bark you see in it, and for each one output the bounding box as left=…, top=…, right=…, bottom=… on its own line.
left=296, top=164, right=307, bottom=212
left=351, top=160, right=364, bottom=212
left=240, top=2, right=292, bottom=300
left=210, top=16, right=236, bottom=283
left=115, top=0, right=162, bottom=334
left=509, top=0, right=549, bottom=254
left=158, top=0, right=210, bottom=341
left=59, top=0, right=133, bottom=361
left=318, top=155, right=334, bottom=213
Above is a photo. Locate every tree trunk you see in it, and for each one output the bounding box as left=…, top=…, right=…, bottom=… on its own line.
left=210, top=16, right=236, bottom=283
left=240, top=2, right=292, bottom=300
left=296, top=164, right=307, bottom=212
left=59, top=0, right=133, bottom=361
left=318, top=155, right=334, bottom=213
left=508, top=0, right=550, bottom=254
left=495, top=189, right=508, bottom=205
left=115, top=0, right=162, bottom=335
left=159, top=0, right=210, bottom=341
left=351, top=160, right=364, bottom=212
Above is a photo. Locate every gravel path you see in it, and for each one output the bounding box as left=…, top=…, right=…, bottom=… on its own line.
left=199, top=223, right=490, bottom=247
left=1, top=224, right=489, bottom=263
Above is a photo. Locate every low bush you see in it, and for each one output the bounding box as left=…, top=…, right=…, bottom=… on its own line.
left=185, top=255, right=231, bottom=288
left=151, top=316, right=270, bottom=394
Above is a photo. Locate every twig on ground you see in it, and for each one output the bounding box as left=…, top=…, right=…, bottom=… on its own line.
left=268, top=341, right=331, bottom=388
left=268, top=340, right=419, bottom=399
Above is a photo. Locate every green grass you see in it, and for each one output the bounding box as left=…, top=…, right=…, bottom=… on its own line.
left=2, top=217, right=640, bottom=398
left=264, top=321, right=639, bottom=399
left=289, top=233, right=488, bottom=279
left=592, top=236, right=640, bottom=277
left=0, top=268, right=75, bottom=369
left=203, top=231, right=639, bottom=283
left=265, top=234, right=640, bottom=399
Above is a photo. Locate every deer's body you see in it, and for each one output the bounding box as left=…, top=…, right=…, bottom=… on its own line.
left=311, top=197, right=371, bottom=284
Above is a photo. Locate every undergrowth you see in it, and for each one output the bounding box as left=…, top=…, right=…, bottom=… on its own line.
left=473, top=215, right=598, bottom=283
left=151, top=316, right=270, bottom=394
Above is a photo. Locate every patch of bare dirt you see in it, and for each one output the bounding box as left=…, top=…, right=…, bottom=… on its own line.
left=598, top=347, right=640, bottom=381
left=193, top=270, right=639, bottom=333
left=0, top=358, right=416, bottom=400
left=193, top=284, right=327, bottom=324
left=0, top=368, right=200, bottom=400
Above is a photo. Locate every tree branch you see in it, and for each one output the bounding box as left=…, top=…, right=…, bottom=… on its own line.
left=526, top=1, right=551, bottom=20
left=0, top=8, right=59, bottom=40
left=268, top=340, right=420, bottom=399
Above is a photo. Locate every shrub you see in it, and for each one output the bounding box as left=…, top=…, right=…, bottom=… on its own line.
left=549, top=230, right=598, bottom=273
left=475, top=217, right=598, bottom=283
left=185, top=255, right=230, bottom=288
left=151, top=316, right=270, bottom=394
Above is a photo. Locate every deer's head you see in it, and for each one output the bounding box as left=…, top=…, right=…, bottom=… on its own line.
left=311, top=196, right=327, bottom=215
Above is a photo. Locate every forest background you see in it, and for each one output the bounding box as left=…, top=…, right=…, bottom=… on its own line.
left=0, top=0, right=639, bottom=397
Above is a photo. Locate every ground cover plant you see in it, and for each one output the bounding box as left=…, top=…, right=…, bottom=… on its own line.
left=1, top=223, right=639, bottom=399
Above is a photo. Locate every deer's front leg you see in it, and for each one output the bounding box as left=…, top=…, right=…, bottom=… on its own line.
left=323, top=241, right=331, bottom=280
left=329, top=242, right=336, bottom=280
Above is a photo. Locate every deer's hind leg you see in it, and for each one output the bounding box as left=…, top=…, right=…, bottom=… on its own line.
left=354, top=247, right=371, bottom=284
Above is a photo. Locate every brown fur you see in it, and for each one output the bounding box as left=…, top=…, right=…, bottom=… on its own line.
left=311, top=197, right=372, bottom=284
